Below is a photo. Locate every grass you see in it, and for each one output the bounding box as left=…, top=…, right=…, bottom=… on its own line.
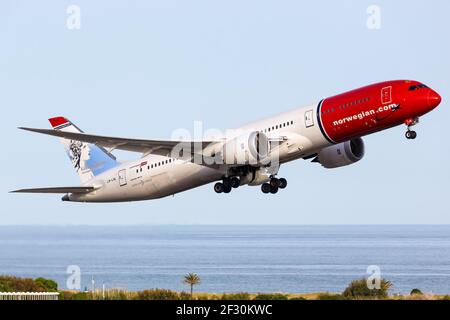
left=57, top=289, right=450, bottom=300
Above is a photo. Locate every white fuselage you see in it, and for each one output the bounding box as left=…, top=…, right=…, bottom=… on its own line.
left=70, top=102, right=330, bottom=202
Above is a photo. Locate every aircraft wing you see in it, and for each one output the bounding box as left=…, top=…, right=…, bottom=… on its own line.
left=10, top=186, right=96, bottom=194
left=19, top=127, right=217, bottom=157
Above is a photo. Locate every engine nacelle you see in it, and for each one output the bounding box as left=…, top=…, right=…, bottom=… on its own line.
left=315, top=137, right=365, bottom=168
left=222, top=131, right=270, bottom=165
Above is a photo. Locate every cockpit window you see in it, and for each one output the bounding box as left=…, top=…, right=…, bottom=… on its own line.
left=409, top=84, right=428, bottom=91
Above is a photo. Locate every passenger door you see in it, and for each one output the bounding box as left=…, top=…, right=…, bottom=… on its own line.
left=118, top=169, right=127, bottom=187
left=304, top=110, right=314, bottom=128
left=381, top=86, right=392, bottom=104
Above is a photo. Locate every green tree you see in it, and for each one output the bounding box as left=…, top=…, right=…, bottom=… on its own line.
left=410, top=288, right=423, bottom=295
left=183, top=273, right=201, bottom=298
left=342, top=278, right=392, bottom=299
left=35, top=277, right=58, bottom=291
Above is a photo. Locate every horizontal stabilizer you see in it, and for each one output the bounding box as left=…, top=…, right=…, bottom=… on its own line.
left=10, top=186, right=96, bottom=194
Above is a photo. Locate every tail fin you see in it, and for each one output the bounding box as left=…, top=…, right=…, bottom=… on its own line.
left=49, top=117, right=118, bottom=183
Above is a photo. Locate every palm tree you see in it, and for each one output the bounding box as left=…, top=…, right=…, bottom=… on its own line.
left=183, top=273, right=201, bottom=298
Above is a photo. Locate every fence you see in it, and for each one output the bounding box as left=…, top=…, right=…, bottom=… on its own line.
left=0, top=292, right=60, bottom=300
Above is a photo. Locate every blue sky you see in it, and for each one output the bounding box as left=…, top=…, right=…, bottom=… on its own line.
left=0, top=0, right=449, bottom=224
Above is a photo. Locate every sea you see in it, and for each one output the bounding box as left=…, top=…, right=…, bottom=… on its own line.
left=0, top=225, right=449, bottom=294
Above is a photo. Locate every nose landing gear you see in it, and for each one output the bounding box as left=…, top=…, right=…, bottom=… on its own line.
left=404, top=117, right=419, bottom=140
left=405, top=130, right=417, bottom=140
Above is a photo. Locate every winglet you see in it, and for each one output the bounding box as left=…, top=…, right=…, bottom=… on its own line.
left=48, top=117, right=69, bottom=129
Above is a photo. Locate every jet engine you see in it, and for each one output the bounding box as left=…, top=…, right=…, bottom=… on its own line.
left=314, top=137, right=365, bottom=168
left=222, top=131, right=270, bottom=166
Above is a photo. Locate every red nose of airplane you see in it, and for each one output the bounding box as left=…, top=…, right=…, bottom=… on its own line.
left=428, top=90, right=442, bottom=109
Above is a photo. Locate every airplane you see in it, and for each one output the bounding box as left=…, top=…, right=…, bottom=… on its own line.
left=12, top=80, right=441, bottom=202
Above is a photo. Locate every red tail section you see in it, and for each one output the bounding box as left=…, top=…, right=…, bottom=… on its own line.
left=49, top=117, right=70, bottom=129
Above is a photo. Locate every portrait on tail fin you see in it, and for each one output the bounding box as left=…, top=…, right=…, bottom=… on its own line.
left=66, top=139, right=94, bottom=182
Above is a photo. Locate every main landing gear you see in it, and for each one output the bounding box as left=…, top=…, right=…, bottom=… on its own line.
left=261, top=177, right=287, bottom=195
left=214, top=176, right=240, bottom=194
left=404, top=117, right=418, bottom=140
left=213, top=176, right=288, bottom=194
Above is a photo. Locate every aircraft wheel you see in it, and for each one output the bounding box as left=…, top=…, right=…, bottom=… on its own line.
left=223, top=184, right=232, bottom=193
left=270, top=177, right=280, bottom=188
left=405, top=130, right=417, bottom=139
left=270, top=185, right=279, bottom=194
left=230, top=177, right=240, bottom=188
left=261, top=183, right=271, bottom=194
left=222, top=178, right=231, bottom=189
left=278, top=178, right=287, bottom=189
left=214, top=182, right=224, bottom=193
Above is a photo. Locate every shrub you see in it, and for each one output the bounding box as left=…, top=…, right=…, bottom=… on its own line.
left=342, top=278, right=392, bottom=299
left=0, top=275, right=58, bottom=292
left=58, top=291, right=73, bottom=300
left=69, top=292, right=92, bottom=300
left=35, top=277, right=58, bottom=291
left=441, top=295, right=450, bottom=300
left=254, top=293, right=288, bottom=300
left=179, top=291, right=192, bottom=300
left=410, top=288, right=423, bottom=295
left=59, top=289, right=136, bottom=300
left=135, top=289, right=180, bottom=300
left=58, top=291, right=93, bottom=300
left=317, top=293, right=346, bottom=300
left=289, top=297, right=307, bottom=300
left=220, top=292, right=251, bottom=300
